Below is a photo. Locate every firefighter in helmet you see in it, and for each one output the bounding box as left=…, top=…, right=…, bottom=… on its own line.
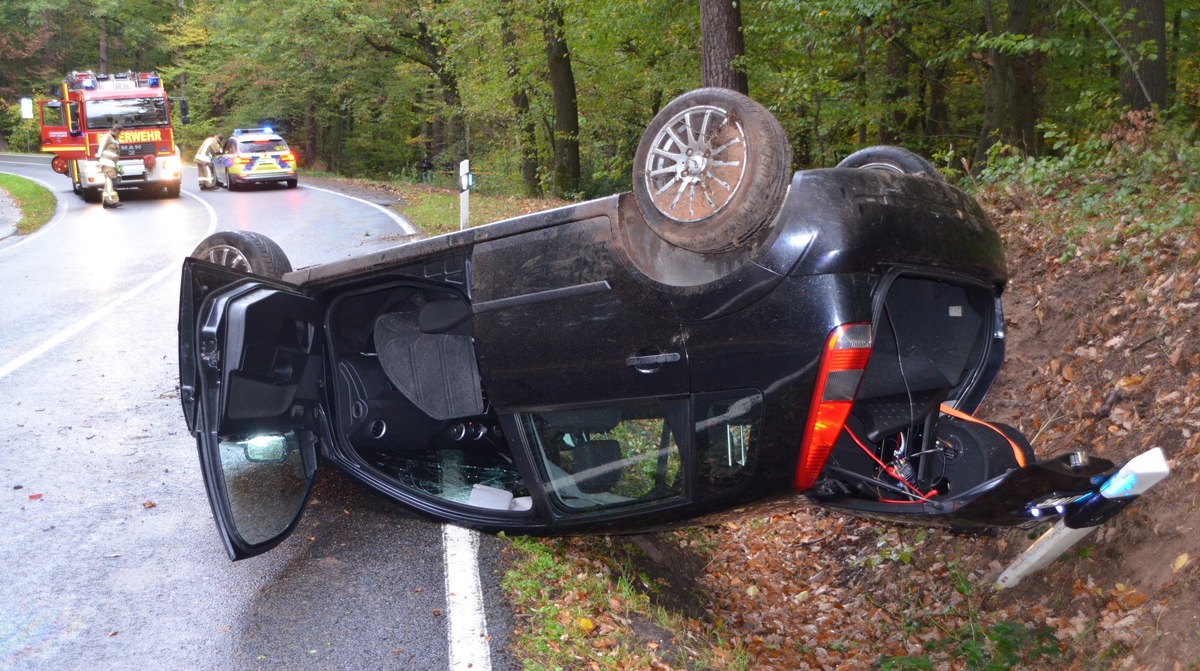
left=195, top=133, right=224, bottom=190
left=96, top=124, right=123, bottom=208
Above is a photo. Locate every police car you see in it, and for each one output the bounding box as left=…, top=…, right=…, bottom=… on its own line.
left=214, top=127, right=298, bottom=190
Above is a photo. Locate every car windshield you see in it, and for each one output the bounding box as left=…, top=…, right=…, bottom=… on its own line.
left=85, top=97, right=169, bottom=129
left=240, top=139, right=288, bottom=153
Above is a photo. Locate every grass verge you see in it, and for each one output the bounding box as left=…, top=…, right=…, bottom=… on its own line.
left=0, top=173, right=56, bottom=235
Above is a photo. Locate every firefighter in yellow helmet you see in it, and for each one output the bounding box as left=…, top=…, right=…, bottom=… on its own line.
left=195, top=133, right=224, bottom=190
left=96, top=124, right=123, bottom=208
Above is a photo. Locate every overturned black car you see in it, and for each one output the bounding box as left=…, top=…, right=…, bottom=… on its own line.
left=179, top=88, right=1156, bottom=562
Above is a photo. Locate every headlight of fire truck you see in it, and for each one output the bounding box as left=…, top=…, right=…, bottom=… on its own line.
left=158, top=156, right=181, bottom=177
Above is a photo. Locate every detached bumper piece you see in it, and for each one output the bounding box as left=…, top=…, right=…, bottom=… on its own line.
left=997, top=448, right=1170, bottom=588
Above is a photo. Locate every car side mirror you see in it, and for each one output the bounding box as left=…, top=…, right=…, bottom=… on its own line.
left=180, top=99, right=191, bottom=124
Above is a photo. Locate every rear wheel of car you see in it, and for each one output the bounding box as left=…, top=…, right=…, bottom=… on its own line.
left=226, top=170, right=239, bottom=191
left=166, top=181, right=181, bottom=198
left=836, top=145, right=945, bottom=182
left=286, top=179, right=297, bottom=188
left=190, top=230, right=293, bottom=279
left=632, top=87, right=792, bottom=254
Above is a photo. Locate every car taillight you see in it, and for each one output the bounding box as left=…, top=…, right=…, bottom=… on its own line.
left=279, top=152, right=295, bottom=163
left=234, top=156, right=252, bottom=165
left=794, top=323, right=873, bottom=491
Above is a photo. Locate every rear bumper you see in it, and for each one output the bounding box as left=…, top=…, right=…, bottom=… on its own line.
left=812, top=449, right=1164, bottom=529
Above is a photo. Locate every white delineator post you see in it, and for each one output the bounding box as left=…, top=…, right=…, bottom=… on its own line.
left=459, top=159, right=471, bottom=230
left=997, top=447, right=1170, bottom=588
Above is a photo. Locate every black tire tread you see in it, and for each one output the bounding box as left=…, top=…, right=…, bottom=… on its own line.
left=836, top=145, right=945, bottom=182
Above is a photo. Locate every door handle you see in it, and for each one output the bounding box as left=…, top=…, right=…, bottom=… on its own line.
left=626, top=351, right=681, bottom=373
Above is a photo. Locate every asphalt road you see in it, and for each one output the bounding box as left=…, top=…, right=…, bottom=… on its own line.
left=0, top=155, right=518, bottom=671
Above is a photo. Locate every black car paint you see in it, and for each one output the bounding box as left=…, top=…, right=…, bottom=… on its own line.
left=182, top=166, right=1064, bottom=559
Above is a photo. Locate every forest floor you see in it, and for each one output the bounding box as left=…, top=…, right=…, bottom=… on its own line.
left=488, top=165, right=1200, bottom=668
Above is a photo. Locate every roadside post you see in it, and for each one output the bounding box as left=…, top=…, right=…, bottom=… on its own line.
left=996, top=447, right=1170, bottom=588
left=459, top=160, right=474, bottom=230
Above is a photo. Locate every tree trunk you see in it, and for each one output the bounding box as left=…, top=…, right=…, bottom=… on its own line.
left=501, top=1, right=540, bottom=197
left=699, top=0, right=747, bottom=94
left=878, top=18, right=911, bottom=145
left=544, top=1, right=579, bottom=196
left=99, top=22, right=109, bottom=73
left=1119, top=0, right=1168, bottom=109
left=1006, top=0, right=1040, bottom=156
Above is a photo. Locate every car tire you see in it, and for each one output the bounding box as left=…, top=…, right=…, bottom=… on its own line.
left=166, top=181, right=181, bottom=198
left=632, top=87, right=792, bottom=254
left=226, top=170, right=240, bottom=191
left=190, top=230, right=293, bottom=279
left=286, top=179, right=297, bottom=188
left=836, top=145, right=945, bottom=182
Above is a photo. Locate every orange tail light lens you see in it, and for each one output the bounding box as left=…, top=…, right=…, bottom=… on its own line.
left=794, top=323, right=872, bottom=491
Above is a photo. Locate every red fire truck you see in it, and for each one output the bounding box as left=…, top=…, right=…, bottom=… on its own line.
left=38, top=70, right=188, bottom=202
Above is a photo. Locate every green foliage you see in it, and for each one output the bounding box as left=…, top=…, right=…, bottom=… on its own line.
left=978, top=110, right=1200, bottom=265
left=0, top=173, right=57, bottom=235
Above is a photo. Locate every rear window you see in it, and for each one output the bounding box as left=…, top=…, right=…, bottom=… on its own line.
left=239, top=138, right=288, bottom=153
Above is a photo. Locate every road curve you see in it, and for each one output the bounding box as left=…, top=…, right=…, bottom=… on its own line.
left=0, top=155, right=517, bottom=671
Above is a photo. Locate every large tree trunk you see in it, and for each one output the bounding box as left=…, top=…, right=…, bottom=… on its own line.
left=99, top=22, right=109, bottom=73
left=878, top=18, right=911, bottom=145
left=1119, top=0, right=1168, bottom=109
left=500, top=1, right=540, bottom=197
left=699, top=0, right=747, bottom=94
left=1006, top=0, right=1040, bottom=156
left=544, top=1, right=579, bottom=196
left=973, top=0, right=1042, bottom=165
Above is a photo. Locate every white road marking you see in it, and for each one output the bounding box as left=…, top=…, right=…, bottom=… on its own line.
left=443, top=524, right=493, bottom=671
left=299, top=182, right=419, bottom=236
left=0, top=188, right=217, bottom=381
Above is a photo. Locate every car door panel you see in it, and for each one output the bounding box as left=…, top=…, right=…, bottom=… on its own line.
left=181, top=259, right=328, bottom=559
left=471, top=215, right=689, bottom=408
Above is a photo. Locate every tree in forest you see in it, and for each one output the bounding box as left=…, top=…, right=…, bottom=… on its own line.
left=700, top=0, right=747, bottom=93
left=1119, top=0, right=1168, bottom=109
left=543, top=0, right=580, bottom=196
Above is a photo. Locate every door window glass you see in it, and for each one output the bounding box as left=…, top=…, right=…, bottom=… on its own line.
left=694, top=390, right=763, bottom=498
left=522, top=400, right=683, bottom=511
left=360, top=445, right=532, bottom=513
left=218, top=431, right=308, bottom=546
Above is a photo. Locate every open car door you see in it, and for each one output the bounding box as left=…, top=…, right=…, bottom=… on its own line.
left=180, top=260, right=328, bottom=560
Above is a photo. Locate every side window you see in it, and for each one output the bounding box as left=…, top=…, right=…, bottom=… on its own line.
left=522, top=400, right=684, bottom=512
left=40, top=101, right=66, bottom=127
left=694, top=390, right=762, bottom=498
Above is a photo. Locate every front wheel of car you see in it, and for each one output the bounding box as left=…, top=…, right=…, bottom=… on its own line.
left=632, top=87, right=792, bottom=254
left=836, top=145, right=945, bottom=182
left=190, top=230, right=293, bottom=279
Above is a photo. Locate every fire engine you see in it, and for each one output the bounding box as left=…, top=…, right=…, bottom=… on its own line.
left=37, top=70, right=188, bottom=202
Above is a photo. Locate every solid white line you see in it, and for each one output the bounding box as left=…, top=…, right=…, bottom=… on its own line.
left=443, top=524, right=492, bottom=671
left=299, top=182, right=419, bottom=236
left=0, top=188, right=217, bottom=382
